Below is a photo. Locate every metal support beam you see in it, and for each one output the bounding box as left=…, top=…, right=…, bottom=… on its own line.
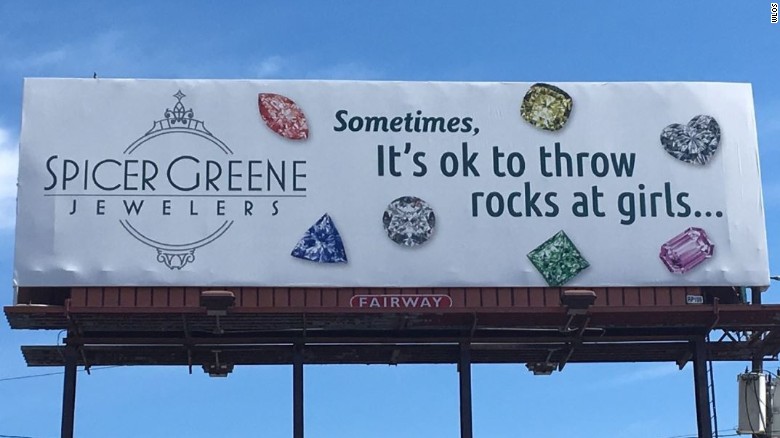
left=61, top=345, right=78, bottom=438
left=293, top=343, right=304, bottom=438
left=692, top=337, right=713, bottom=438
left=459, top=343, right=473, bottom=438
left=751, top=287, right=764, bottom=438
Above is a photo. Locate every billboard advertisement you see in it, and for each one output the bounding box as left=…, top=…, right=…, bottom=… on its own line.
left=13, top=79, right=769, bottom=287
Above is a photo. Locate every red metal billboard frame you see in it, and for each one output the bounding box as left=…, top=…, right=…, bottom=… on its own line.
left=6, top=285, right=780, bottom=438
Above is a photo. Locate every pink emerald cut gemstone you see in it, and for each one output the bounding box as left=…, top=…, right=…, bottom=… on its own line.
left=659, top=227, right=714, bottom=274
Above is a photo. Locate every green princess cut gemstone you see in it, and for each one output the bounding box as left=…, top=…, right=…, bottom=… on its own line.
left=527, top=230, right=589, bottom=286
left=520, top=83, right=573, bottom=131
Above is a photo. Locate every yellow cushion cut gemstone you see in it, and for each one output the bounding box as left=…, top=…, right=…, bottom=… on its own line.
left=520, top=83, right=573, bottom=131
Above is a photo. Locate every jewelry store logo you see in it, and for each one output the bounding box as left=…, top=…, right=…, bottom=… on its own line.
left=44, top=91, right=308, bottom=270
left=121, top=91, right=233, bottom=269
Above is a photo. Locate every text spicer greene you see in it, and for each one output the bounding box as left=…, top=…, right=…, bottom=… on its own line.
left=44, top=155, right=307, bottom=192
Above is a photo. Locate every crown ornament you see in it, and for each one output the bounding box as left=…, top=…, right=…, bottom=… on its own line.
left=124, top=90, right=232, bottom=154
left=165, top=90, right=195, bottom=124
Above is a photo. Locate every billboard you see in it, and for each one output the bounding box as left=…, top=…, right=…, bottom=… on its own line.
left=14, top=79, right=769, bottom=287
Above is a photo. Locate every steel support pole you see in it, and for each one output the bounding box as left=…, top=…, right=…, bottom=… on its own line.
left=61, top=346, right=78, bottom=438
left=293, top=344, right=304, bottom=438
left=692, top=337, right=713, bottom=438
left=751, top=286, right=764, bottom=373
left=458, top=343, right=473, bottom=438
left=751, top=287, right=765, bottom=438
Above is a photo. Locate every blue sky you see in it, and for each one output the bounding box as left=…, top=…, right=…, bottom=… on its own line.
left=0, top=1, right=778, bottom=437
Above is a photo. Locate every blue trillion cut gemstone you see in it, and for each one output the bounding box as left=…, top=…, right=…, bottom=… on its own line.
left=291, top=213, right=348, bottom=263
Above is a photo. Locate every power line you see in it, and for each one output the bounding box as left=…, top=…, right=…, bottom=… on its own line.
left=662, top=428, right=738, bottom=438
left=0, top=366, right=120, bottom=383
left=0, top=434, right=45, bottom=438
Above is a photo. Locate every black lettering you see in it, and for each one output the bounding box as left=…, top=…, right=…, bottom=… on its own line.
left=572, top=192, right=589, bottom=217
left=167, top=155, right=200, bottom=191
left=141, top=160, right=157, bottom=191
left=267, top=161, right=285, bottom=191
left=440, top=152, right=458, bottom=177
left=123, top=199, right=144, bottom=215
left=611, top=153, right=636, bottom=177
left=62, top=159, right=80, bottom=190
left=591, top=153, right=609, bottom=177
left=123, top=160, right=139, bottom=190
left=412, top=152, right=427, bottom=176
left=461, top=142, right=479, bottom=176
left=348, top=116, right=363, bottom=131
left=364, top=116, right=389, bottom=132
left=247, top=160, right=263, bottom=191
left=389, top=117, right=404, bottom=132
left=544, top=193, right=559, bottom=217
left=676, top=192, right=691, bottom=217
left=293, top=161, right=306, bottom=192
left=507, top=192, right=523, bottom=217
left=44, top=155, right=58, bottom=190
left=421, top=116, right=446, bottom=132
left=471, top=192, right=484, bottom=217
left=228, top=160, right=242, bottom=191
left=92, top=159, right=121, bottom=191
left=506, top=152, right=525, bottom=177
left=539, top=146, right=553, bottom=177
left=460, top=117, right=473, bottom=133
left=617, top=192, right=635, bottom=225
left=523, top=182, right=542, bottom=217
left=486, top=192, right=504, bottom=217
left=377, top=145, right=385, bottom=176
left=206, top=160, right=222, bottom=191
left=333, top=110, right=348, bottom=132
left=446, top=117, right=461, bottom=132
left=492, top=147, right=506, bottom=177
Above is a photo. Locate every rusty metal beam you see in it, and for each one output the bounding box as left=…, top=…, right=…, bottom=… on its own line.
left=293, top=343, right=304, bottom=438
left=459, top=343, right=472, bottom=438
left=692, top=337, right=713, bottom=438
left=60, top=345, right=78, bottom=438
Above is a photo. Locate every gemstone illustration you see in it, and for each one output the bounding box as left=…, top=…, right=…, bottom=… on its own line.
left=291, top=213, right=347, bottom=263
left=383, top=196, right=436, bottom=247
left=527, top=230, right=589, bottom=286
left=520, top=83, right=573, bottom=131
left=258, top=93, right=309, bottom=140
left=659, top=227, right=714, bottom=274
left=660, top=115, right=720, bottom=165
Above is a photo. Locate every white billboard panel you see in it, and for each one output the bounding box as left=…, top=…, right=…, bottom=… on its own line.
left=13, top=79, right=769, bottom=287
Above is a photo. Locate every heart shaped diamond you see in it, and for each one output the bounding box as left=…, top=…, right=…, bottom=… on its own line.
left=660, top=115, right=720, bottom=165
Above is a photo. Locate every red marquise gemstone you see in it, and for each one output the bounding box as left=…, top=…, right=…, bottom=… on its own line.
left=258, top=93, right=309, bottom=140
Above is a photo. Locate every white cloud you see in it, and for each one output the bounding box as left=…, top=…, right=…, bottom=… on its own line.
left=7, top=47, right=69, bottom=71
left=0, top=126, right=18, bottom=230
left=1, top=30, right=141, bottom=78
left=252, top=55, right=383, bottom=80
left=254, top=55, right=287, bottom=77
left=590, top=363, right=682, bottom=389
left=305, top=61, right=383, bottom=80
